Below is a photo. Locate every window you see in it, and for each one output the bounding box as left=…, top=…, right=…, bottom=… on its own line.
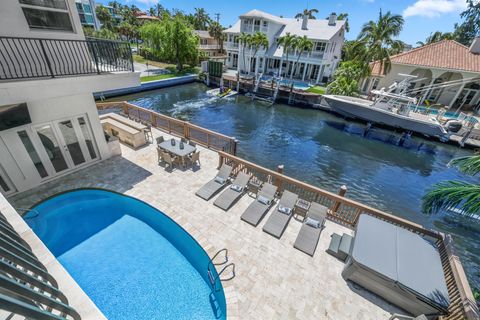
left=20, top=0, right=73, bottom=31
left=315, top=42, right=326, bottom=52
left=83, top=4, right=92, bottom=13
left=262, top=21, right=268, bottom=27
left=19, top=0, right=67, bottom=10
left=200, top=39, right=208, bottom=45
left=372, top=78, right=380, bottom=90
left=85, top=14, right=94, bottom=24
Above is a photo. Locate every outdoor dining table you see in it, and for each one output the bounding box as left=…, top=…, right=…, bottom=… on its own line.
left=159, top=139, right=196, bottom=166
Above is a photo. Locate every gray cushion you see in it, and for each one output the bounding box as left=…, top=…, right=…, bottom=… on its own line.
left=278, top=205, right=292, bottom=215
left=230, top=184, right=242, bottom=192
left=305, top=217, right=320, bottom=228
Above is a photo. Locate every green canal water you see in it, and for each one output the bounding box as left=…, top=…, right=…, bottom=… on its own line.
left=109, top=82, right=480, bottom=290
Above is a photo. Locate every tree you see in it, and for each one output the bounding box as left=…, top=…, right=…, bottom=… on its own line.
left=422, top=155, right=480, bottom=217
left=358, top=10, right=404, bottom=74
left=96, top=5, right=113, bottom=30
left=193, top=8, right=211, bottom=30
left=416, top=31, right=454, bottom=46
left=290, top=35, right=313, bottom=80
left=208, top=21, right=224, bottom=53
left=457, top=0, right=480, bottom=45
left=337, top=13, right=350, bottom=33
left=117, top=21, right=135, bottom=42
left=249, top=32, right=269, bottom=74
left=327, top=61, right=370, bottom=96
left=277, top=33, right=297, bottom=77
left=140, top=16, right=199, bottom=71
left=295, top=8, right=319, bottom=19
left=238, top=32, right=252, bottom=75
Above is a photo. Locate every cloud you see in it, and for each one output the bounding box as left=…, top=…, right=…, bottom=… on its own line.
left=403, top=0, right=467, bottom=18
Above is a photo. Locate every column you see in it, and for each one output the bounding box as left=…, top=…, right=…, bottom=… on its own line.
left=278, top=57, right=283, bottom=77
left=316, top=64, right=322, bottom=84
left=451, top=82, right=466, bottom=110
left=255, top=56, right=259, bottom=75
left=302, top=63, right=308, bottom=81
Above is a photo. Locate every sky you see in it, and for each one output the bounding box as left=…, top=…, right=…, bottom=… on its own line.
left=95, top=0, right=468, bottom=45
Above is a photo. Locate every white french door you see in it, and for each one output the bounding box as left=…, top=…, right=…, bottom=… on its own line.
left=0, top=164, right=15, bottom=196
left=21, top=114, right=98, bottom=180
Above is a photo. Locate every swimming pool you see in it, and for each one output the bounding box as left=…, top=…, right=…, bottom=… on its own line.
left=26, top=189, right=226, bottom=320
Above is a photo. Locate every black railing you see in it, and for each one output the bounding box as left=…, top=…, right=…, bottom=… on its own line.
left=0, top=211, right=80, bottom=319
left=0, top=36, right=134, bottom=80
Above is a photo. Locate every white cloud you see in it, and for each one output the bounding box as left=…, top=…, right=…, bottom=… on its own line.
left=403, top=0, right=467, bottom=18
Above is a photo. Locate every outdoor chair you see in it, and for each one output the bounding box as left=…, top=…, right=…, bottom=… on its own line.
left=189, top=140, right=196, bottom=147
left=156, top=147, right=164, bottom=165
left=214, top=172, right=252, bottom=210
left=181, top=137, right=187, bottom=143
left=162, top=151, right=178, bottom=170
left=144, top=124, right=153, bottom=143
left=196, top=164, right=233, bottom=200
left=187, top=151, right=200, bottom=168
left=156, top=136, right=164, bottom=146
left=293, top=202, right=328, bottom=256
left=262, top=190, right=298, bottom=238
left=241, top=183, right=278, bottom=226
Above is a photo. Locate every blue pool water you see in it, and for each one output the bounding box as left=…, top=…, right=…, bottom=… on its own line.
left=26, top=189, right=226, bottom=320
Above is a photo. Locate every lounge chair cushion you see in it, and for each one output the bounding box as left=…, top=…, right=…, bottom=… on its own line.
left=214, top=176, right=226, bottom=184
left=230, top=184, right=242, bottom=192
left=278, top=205, right=292, bottom=215
left=257, top=195, right=271, bottom=205
left=305, top=217, right=320, bottom=228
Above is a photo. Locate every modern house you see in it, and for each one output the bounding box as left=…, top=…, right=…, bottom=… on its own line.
left=223, top=10, right=345, bottom=84
left=95, top=3, right=123, bottom=27
left=75, top=0, right=100, bottom=30
left=0, top=0, right=139, bottom=197
left=363, top=39, right=480, bottom=114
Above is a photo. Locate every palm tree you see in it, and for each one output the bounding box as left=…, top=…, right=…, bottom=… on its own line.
left=194, top=8, right=211, bottom=30
left=337, top=13, right=350, bottom=32
left=422, top=155, right=480, bottom=217
left=277, top=33, right=297, bottom=78
left=290, top=36, right=313, bottom=80
left=358, top=10, right=404, bottom=74
left=295, top=8, right=319, bottom=19
left=208, top=22, right=224, bottom=53
left=238, top=32, right=252, bottom=75
left=249, top=32, right=269, bottom=74
left=148, top=8, right=156, bottom=17
left=416, top=31, right=455, bottom=47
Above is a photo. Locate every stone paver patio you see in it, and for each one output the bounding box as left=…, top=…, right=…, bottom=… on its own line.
left=9, top=128, right=404, bottom=320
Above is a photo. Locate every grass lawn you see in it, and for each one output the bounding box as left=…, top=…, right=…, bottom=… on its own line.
left=306, top=85, right=327, bottom=95
left=140, top=66, right=200, bottom=82
left=133, top=54, right=175, bottom=69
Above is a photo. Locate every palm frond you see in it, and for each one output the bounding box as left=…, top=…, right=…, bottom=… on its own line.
left=448, top=155, right=480, bottom=176
left=422, top=181, right=480, bottom=216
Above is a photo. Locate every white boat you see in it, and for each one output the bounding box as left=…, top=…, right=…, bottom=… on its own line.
left=323, top=75, right=461, bottom=140
left=206, top=88, right=238, bottom=98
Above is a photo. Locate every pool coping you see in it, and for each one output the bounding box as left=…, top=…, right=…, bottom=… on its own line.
left=12, top=186, right=240, bottom=320
left=0, top=193, right=107, bottom=320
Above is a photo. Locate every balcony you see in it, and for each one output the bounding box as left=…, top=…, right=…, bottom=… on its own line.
left=226, top=42, right=239, bottom=50
left=0, top=36, right=134, bottom=81
left=199, top=44, right=221, bottom=50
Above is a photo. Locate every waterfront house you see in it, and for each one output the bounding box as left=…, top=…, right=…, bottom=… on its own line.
left=194, top=30, right=225, bottom=59
left=0, top=0, right=139, bottom=196
left=362, top=39, right=480, bottom=114
left=223, top=9, right=345, bottom=84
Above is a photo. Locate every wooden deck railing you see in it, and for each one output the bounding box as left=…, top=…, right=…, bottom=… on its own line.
left=217, top=150, right=479, bottom=320
left=96, top=101, right=238, bottom=155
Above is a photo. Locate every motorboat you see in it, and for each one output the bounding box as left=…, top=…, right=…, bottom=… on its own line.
left=206, top=88, right=238, bottom=98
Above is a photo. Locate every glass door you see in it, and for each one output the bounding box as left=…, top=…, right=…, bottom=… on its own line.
left=56, top=119, right=87, bottom=166
left=0, top=165, right=15, bottom=196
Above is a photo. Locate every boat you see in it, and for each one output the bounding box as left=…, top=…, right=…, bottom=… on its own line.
left=323, top=74, right=463, bottom=140
left=206, top=88, right=238, bottom=98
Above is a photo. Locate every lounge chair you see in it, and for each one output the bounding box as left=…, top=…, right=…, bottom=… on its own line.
left=262, top=190, right=298, bottom=238
left=240, top=183, right=278, bottom=226
left=214, top=172, right=252, bottom=210
left=293, top=202, right=328, bottom=256
left=195, top=164, right=233, bottom=200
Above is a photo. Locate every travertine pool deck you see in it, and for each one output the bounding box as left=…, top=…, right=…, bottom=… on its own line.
left=9, top=129, right=404, bottom=320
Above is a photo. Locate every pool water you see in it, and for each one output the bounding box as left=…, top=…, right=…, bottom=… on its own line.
left=27, top=189, right=226, bottom=320
left=107, top=82, right=479, bottom=289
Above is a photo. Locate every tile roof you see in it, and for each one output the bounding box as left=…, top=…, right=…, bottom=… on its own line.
left=370, top=40, right=480, bottom=76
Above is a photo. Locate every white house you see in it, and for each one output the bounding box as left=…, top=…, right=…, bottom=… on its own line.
left=223, top=9, right=345, bottom=84
left=0, top=0, right=140, bottom=196
left=363, top=39, right=480, bottom=114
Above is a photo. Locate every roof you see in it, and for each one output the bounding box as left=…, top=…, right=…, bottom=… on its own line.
left=193, top=30, right=213, bottom=39
left=239, top=9, right=285, bottom=24
left=351, top=215, right=450, bottom=311
left=370, top=40, right=480, bottom=76
left=224, top=20, right=241, bottom=33
left=136, top=15, right=159, bottom=20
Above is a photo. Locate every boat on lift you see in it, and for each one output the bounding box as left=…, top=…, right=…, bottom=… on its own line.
left=323, top=74, right=467, bottom=140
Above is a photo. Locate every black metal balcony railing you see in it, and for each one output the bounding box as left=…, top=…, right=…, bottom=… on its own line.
left=0, top=210, right=81, bottom=319
left=0, top=36, right=134, bottom=81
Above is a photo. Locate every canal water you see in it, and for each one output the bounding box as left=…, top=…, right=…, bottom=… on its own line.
left=109, top=82, right=480, bottom=289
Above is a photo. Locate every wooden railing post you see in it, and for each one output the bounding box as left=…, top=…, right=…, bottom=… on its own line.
left=331, top=185, right=347, bottom=214
left=218, top=153, right=224, bottom=169
left=276, top=164, right=284, bottom=191
left=122, top=102, right=129, bottom=116
left=184, top=122, right=190, bottom=140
